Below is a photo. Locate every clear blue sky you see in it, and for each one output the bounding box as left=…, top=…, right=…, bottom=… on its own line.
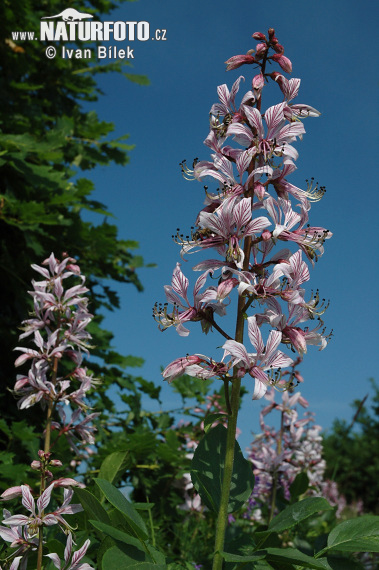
left=83, top=0, right=378, bottom=449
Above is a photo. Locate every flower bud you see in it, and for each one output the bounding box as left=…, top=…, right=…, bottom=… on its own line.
left=38, top=450, right=51, bottom=460
left=255, top=43, right=267, bottom=58
left=273, top=43, right=285, bottom=54
left=50, top=459, right=63, bottom=467
left=254, top=182, right=266, bottom=201
left=252, top=73, right=265, bottom=92
left=271, top=54, right=292, bottom=73
left=67, top=263, right=81, bottom=274
left=225, top=54, right=255, bottom=71
left=261, top=230, right=272, bottom=241
left=252, top=32, right=267, bottom=41
left=294, top=370, right=304, bottom=383
left=31, top=460, right=42, bottom=470
left=268, top=28, right=275, bottom=39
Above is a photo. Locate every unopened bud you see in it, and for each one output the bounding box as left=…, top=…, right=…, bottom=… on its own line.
left=252, top=32, right=267, bottom=41
left=38, top=450, right=51, bottom=460
left=252, top=73, right=265, bottom=91
left=268, top=28, right=275, bottom=39
left=255, top=43, right=267, bottom=58
left=294, top=371, right=304, bottom=383
left=50, top=459, right=63, bottom=467
left=67, top=263, right=81, bottom=274
left=261, top=230, right=272, bottom=241
left=254, top=182, right=266, bottom=201
left=225, top=54, right=255, bottom=71
left=31, top=460, right=42, bottom=470
left=272, top=54, right=292, bottom=73
left=273, top=43, right=285, bottom=54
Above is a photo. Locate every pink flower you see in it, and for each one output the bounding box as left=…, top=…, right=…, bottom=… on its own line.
left=222, top=316, right=294, bottom=398
left=153, top=264, right=232, bottom=336
left=181, top=197, right=270, bottom=268
left=45, top=532, right=94, bottom=569
left=1, top=485, right=83, bottom=537
left=227, top=102, right=305, bottom=163
left=162, top=354, right=230, bottom=383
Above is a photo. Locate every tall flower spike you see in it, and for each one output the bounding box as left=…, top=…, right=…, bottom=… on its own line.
left=156, top=31, right=331, bottom=569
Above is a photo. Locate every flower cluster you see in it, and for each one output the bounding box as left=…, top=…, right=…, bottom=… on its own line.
left=155, top=29, right=332, bottom=400
left=13, top=253, right=99, bottom=450
left=245, top=387, right=359, bottom=522
left=0, top=254, right=95, bottom=570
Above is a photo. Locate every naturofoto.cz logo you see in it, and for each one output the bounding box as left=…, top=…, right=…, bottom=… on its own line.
left=11, top=7, right=167, bottom=60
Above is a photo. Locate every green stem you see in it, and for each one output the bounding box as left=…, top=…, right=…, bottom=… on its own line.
left=212, top=377, right=241, bottom=570
left=268, top=410, right=284, bottom=524
left=223, top=379, right=232, bottom=416
left=212, top=237, right=252, bottom=570
left=37, top=356, right=59, bottom=570
left=36, top=527, right=44, bottom=569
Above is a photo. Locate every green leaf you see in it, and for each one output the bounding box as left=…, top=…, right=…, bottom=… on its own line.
left=0, top=419, right=11, bottom=438
left=190, top=424, right=254, bottom=513
left=220, top=551, right=266, bottom=562
left=268, top=497, right=333, bottom=533
left=89, top=520, right=145, bottom=551
left=318, top=515, right=379, bottom=555
left=75, top=488, right=111, bottom=525
left=95, top=479, right=148, bottom=540
left=133, top=503, right=155, bottom=511
left=265, top=547, right=331, bottom=569
left=253, top=530, right=281, bottom=549
left=101, top=545, right=165, bottom=569
left=99, top=450, right=131, bottom=485
left=289, top=472, right=309, bottom=499
left=203, top=413, right=228, bottom=433
left=324, top=556, right=365, bottom=569
left=123, top=73, right=150, bottom=85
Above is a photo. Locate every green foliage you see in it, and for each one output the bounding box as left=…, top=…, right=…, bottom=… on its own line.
left=191, top=424, right=254, bottom=514
left=0, top=0, right=152, bottom=481
left=268, top=498, right=334, bottom=533
left=75, top=478, right=166, bottom=568
left=323, top=379, right=379, bottom=513
left=317, top=516, right=379, bottom=555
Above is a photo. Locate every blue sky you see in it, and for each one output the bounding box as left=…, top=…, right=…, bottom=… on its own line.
left=83, top=0, right=378, bottom=450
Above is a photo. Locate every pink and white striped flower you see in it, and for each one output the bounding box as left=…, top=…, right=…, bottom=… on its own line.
left=45, top=532, right=94, bottom=569
left=222, top=316, right=294, bottom=398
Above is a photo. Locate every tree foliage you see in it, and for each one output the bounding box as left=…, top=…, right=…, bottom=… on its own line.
left=323, top=379, right=379, bottom=513
left=0, top=0, right=151, bottom=461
